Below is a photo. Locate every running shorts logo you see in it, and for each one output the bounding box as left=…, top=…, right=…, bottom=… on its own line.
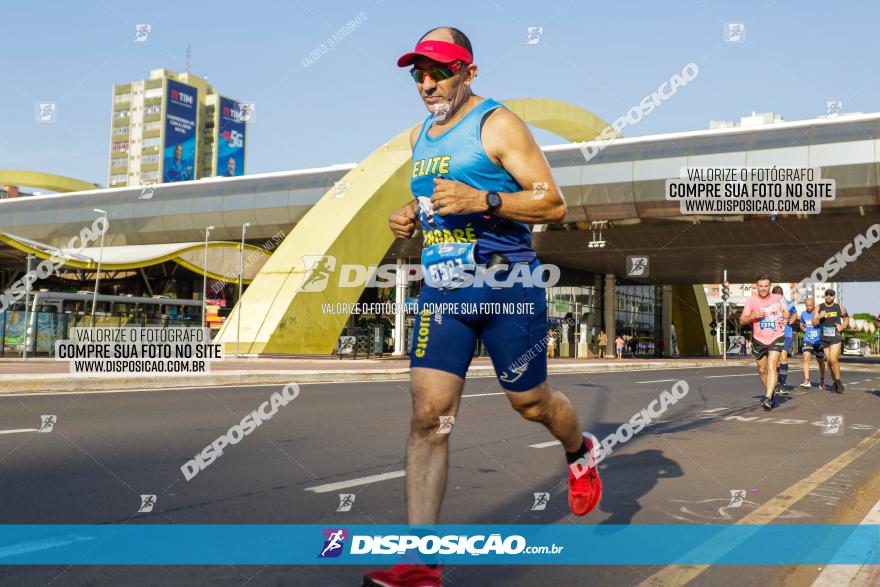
left=319, top=528, right=348, bottom=558
left=414, top=309, right=431, bottom=358
left=500, top=362, right=528, bottom=383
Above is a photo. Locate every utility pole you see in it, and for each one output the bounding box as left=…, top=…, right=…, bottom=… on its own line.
left=722, top=270, right=729, bottom=364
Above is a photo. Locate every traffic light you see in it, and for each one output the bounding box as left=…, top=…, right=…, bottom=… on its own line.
left=721, top=281, right=730, bottom=301
left=709, top=320, right=718, bottom=336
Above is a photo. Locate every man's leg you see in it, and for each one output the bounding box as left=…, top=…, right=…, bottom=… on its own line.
left=505, top=380, right=582, bottom=452
left=765, top=351, right=781, bottom=398
left=406, top=367, right=465, bottom=525
left=778, top=348, right=789, bottom=387
left=802, top=350, right=811, bottom=383
left=756, top=354, right=769, bottom=388
left=827, top=344, right=842, bottom=380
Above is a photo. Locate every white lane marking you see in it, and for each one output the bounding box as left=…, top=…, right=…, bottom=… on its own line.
left=636, top=379, right=679, bottom=384
left=462, top=392, right=506, bottom=398
left=305, top=470, right=406, bottom=493
left=705, top=373, right=757, bottom=379
left=810, top=495, right=880, bottom=586
left=0, top=428, right=38, bottom=435
left=0, top=364, right=773, bottom=398
left=529, top=441, right=562, bottom=448
left=699, top=408, right=729, bottom=413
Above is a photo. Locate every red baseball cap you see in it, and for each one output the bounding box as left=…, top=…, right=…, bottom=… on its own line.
left=397, top=40, right=473, bottom=67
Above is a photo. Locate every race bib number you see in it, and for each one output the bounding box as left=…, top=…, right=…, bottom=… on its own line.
left=421, top=242, right=476, bottom=289
left=822, top=326, right=837, bottom=337
left=758, top=318, right=776, bottom=330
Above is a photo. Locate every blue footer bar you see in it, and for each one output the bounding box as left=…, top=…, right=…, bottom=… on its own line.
left=0, top=525, right=876, bottom=565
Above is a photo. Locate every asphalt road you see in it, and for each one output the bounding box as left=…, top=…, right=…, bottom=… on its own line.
left=1, top=361, right=879, bottom=586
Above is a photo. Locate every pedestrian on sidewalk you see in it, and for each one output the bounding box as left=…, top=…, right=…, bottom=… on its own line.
left=615, top=335, right=624, bottom=360
left=597, top=330, right=607, bottom=359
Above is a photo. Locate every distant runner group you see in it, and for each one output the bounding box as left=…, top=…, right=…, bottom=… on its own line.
left=740, top=274, right=849, bottom=411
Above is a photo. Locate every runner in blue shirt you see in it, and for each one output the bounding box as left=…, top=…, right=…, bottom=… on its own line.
left=798, top=297, right=826, bottom=388
left=771, top=286, right=798, bottom=394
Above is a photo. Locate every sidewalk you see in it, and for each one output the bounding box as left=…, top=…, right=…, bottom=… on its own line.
left=0, top=355, right=752, bottom=394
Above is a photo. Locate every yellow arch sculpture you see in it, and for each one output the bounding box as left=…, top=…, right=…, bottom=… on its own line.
left=0, top=170, right=101, bottom=193
left=216, top=99, right=613, bottom=355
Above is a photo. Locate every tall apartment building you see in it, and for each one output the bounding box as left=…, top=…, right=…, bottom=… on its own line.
left=108, top=69, right=248, bottom=187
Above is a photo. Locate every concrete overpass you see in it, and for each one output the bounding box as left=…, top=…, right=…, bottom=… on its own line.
left=2, top=103, right=879, bottom=355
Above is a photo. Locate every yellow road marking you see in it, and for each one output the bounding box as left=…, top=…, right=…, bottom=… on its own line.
left=638, top=427, right=880, bottom=586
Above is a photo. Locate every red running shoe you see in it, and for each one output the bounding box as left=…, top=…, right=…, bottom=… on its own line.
left=362, top=564, right=442, bottom=587
left=567, top=432, right=603, bottom=516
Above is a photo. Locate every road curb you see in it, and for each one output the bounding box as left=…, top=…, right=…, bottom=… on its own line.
left=0, top=360, right=749, bottom=394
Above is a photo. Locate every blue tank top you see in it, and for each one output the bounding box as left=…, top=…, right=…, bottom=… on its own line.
left=801, top=310, right=820, bottom=343
left=410, top=98, right=534, bottom=263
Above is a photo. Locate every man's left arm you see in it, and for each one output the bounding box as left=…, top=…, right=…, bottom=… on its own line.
left=431, top=108, right=566, bottom=223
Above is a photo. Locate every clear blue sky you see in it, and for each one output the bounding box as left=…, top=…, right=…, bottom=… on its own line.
left=2, top=0, right=879, bottom=312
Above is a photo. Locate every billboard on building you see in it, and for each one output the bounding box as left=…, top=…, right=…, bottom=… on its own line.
left=216, top=97, right=247, bottom=177
left=162, top=79, right=198, bottom=183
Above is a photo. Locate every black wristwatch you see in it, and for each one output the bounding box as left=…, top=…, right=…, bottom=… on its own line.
left=484, top=191, right=502, bottom=216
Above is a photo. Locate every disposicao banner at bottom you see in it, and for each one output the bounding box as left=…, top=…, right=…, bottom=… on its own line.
left=0, top=525, right=876, bottom=565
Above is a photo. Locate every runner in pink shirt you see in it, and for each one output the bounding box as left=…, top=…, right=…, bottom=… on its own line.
left=739, top=274, right=790, bottom=410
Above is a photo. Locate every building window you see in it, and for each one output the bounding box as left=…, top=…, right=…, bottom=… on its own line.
left=144, top=121, right=161, bottom=132
left=114, top=93, right=131, bottom=104
left=141, top=170, right=160, bottom=182
left=142, top=137, right=160, bottom=148
left=111, top=141, right=129, bottom=152
left=144, top=87, right=163, bottom=100
left=144, top=104, right=161, bottom=115
left=110, top=174, right=127, bottom=184
left=113, top=125, right=129, bottom=135
left=113, top=109, right=130, bottom=119
left=142, top=154, right=161, bottom=164
left=111, top=158, right=128, bottom=169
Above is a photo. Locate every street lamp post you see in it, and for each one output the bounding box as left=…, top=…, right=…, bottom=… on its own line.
left=237, top=222, right=250, bottom=357
left=91, top=209, right=107, bottom=326
left=202, top=226, right=214, bottom=330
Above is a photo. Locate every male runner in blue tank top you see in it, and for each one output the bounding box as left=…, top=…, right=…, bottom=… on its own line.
left=364, top=27, right=602, bottom=587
